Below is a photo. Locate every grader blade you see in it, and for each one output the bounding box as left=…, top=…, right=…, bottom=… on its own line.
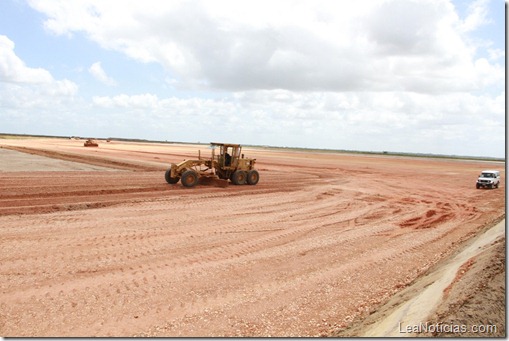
left=198, top=176, right=229, bottom=188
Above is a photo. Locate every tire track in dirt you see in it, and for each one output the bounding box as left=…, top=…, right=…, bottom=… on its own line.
left=3, top=183, right=484, bottom=336
left=0, top=168, right=313, bottom=217
left=1, top=180, right=396, bottom=335
left=0, top=139, right=505, bottom=336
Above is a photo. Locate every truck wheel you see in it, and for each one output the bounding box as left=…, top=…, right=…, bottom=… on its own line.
left=247, top=170, right=259, bottom=185
left=476, top=183, right=480, bottom=189
left=232, top=170, right=247, bottom=185
left=165, top=169, right=180, bottom=184
left=181, top=170, right=199, bottom=187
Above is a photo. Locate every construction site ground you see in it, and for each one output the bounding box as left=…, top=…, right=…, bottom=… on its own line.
left=0, top=138, right=505, bottom=337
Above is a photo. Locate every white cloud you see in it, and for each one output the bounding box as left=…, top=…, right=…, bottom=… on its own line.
left=0, top=35, right=78, bottom=102
left=86, top=88, right=504, bottom=156
left=27, top=0, right=502, bottom=93
left=459, top=0, right=491, bottom=32
left=89, top=61, right=117, bottom=86
left=487, top=48, right=504, bottom=61
left=93, top=93, right=158, bottom=108
left=4, top=0, right=504, bottom=157
left=0, top=35, right=53, bottom=84
left=0, top=27, right=77, bottom=143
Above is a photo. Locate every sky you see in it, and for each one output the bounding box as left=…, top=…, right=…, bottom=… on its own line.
left=0, top=0, right=505, bottom=157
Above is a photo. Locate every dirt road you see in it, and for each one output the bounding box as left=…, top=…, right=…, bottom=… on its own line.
left=0, top=138, right=505, bottom=336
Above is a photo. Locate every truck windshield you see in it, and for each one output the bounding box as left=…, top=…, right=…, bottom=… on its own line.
left=481, top=173, right=493, bottom=178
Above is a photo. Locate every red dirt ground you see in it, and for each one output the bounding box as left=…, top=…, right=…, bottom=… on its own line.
left=0, top=138, right=505, bottom=337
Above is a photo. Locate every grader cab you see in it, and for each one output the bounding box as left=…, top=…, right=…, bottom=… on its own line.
left=165, top=142, right=259, bottom=188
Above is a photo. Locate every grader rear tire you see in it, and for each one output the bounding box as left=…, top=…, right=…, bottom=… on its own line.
left=246, top=170, right=259, bottom=185
left=165, top=169, right=180, bottom=184
left=232, top=170, right=247, bottom=185
left=181, top=170, right=199, bottom=188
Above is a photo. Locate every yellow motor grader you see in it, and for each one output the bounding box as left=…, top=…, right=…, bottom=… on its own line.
left=165, top=142, right=259, bottom=187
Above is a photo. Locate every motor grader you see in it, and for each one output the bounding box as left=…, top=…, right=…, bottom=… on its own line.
left=84, top=139, right=98, bottom=147
left=165, top=142, right=259, bottom=187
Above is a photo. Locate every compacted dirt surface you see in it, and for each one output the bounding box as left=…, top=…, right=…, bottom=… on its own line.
left=335, top=219, right=505, bottom=337
left=0, top=138, right=505, bottom=337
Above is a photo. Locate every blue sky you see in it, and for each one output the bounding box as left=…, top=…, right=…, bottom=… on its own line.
left=0, top=0, right=505, bottom=157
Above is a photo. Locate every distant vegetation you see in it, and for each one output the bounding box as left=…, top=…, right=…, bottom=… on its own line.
left=0, top=132, right=504, bottom=162
left=246, top=144, right=505, bottom=162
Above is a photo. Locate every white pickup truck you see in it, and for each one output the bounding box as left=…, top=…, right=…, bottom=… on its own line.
left=476, top=170, right=500, bottom=189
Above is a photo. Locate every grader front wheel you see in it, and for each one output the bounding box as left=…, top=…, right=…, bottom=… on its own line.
left=165, top=169, right=180, bottom=184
